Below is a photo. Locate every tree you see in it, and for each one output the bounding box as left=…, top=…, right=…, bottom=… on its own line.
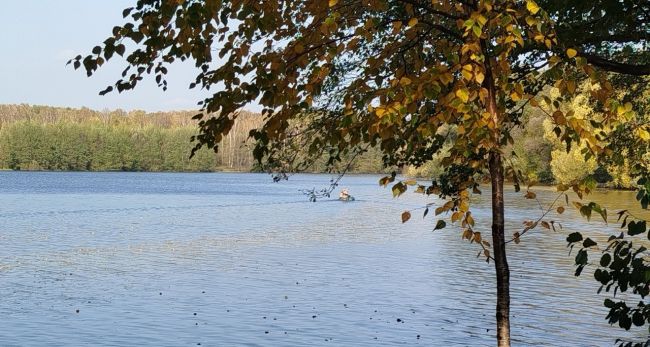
left=72, top=1, right=650, bottom=345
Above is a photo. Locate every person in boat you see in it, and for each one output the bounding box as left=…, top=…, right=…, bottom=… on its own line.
left=339, top=188, right=353, bottom=201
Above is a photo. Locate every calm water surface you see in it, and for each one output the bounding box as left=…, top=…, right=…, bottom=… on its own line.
left=1, top=172, right=648, bottom=346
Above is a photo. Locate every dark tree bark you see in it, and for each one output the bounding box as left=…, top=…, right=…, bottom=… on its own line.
left=483, top=37, right=511, bottom=346
left=490, top=151, right=510, bottom=347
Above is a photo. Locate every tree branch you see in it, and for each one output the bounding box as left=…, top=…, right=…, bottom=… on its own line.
left=582, top=53, right=650, bottom=76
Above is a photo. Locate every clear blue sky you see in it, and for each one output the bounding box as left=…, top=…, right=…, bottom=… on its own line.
left=0, top=1, right=245, bottom=112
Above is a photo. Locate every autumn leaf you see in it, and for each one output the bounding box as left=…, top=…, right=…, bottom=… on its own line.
left=391, top=21, right=402, bottom=34
left=400, top=77, right=412, bottom=86
left=402, top=211, right=411, bottom=223
left=456, top=88, right=470, bottom=103
left=475, top=72, right=485, bottom=84
left=566, top=48, right=578, bottom=58
left=526, top=1, right=540, bottom=14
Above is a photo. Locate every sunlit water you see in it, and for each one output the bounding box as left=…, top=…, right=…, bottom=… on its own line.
left=1, top=172, right=648, bottom=346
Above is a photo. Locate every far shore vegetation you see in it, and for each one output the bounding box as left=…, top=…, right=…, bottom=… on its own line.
left=0, top=103, right=637, bottom=189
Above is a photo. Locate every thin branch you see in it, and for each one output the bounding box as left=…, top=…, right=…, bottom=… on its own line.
left=505, top=192, right=565, bottom=244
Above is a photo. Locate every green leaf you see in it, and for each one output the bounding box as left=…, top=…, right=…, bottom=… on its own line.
left=633, top=312, right=645, bottom=327
left=472, top=25, right=482, bottom=38
left=116, top=44, right=126, bottom=57
left=575, top=249, right=588, bottom=265
left=433, top=220, right=446, bottom=231
left=628, top=220, right=647, bottom=236
left=122, top=7, right=134, bottom=18
left=566, top=232, right=583, bottom=243
left=600, top=253, right=611, bottom=267
left=582, top=238, right=597, bottom=248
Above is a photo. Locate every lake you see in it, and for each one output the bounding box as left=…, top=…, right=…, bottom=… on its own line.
left=0, top=172, right=648, bottom=346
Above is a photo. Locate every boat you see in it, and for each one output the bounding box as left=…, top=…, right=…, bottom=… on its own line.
left=339, top=195, right=355, bottom=201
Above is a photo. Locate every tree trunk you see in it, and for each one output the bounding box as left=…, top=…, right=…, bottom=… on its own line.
left=489, top=151, right=510, bottom=347
left=482, top=36, right=511, bottom=346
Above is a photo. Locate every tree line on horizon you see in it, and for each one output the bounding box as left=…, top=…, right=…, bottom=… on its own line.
left=0, top=102, right=642, bottom=188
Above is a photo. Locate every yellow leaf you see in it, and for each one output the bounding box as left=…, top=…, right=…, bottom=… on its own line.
left=403, top=179, right=417, bottom=186
left=456, top=88, right=470, bottom=103
left=459, top=200, right=470, bottom=213
left=566, top=48, right=578, bottom=58
left=638, top=128, right=650, bottom=141
left=475, top=72, right=485, bottom=84
left=408, top=18, right=418, bottom=27
left=329, top=0, right=339, bottom=7
left=462, top=70, right=473, bottom=81
left=400, top=76, right=412, bottom=86
left=477, top=15, right=488, bottom=26
left=525, top=16, right=537, bottom=26
left=544, top=39, right=552, bottom=49
left=510, top=91, right=521, bottom=101
left=401, top=211, right=411, bottom=223
left=526, top=1, right=540, bottom=14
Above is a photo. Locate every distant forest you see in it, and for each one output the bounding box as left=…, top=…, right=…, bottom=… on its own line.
left=0, top=104, right=386, bottom=174
left=0, top=102, right=639, bottom=188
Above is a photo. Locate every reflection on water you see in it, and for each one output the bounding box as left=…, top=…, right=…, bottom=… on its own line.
left=0, top=172, right=648, bottom=346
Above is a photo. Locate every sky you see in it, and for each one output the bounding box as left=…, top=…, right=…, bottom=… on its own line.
left=0, top=1, right=249, bottom=112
